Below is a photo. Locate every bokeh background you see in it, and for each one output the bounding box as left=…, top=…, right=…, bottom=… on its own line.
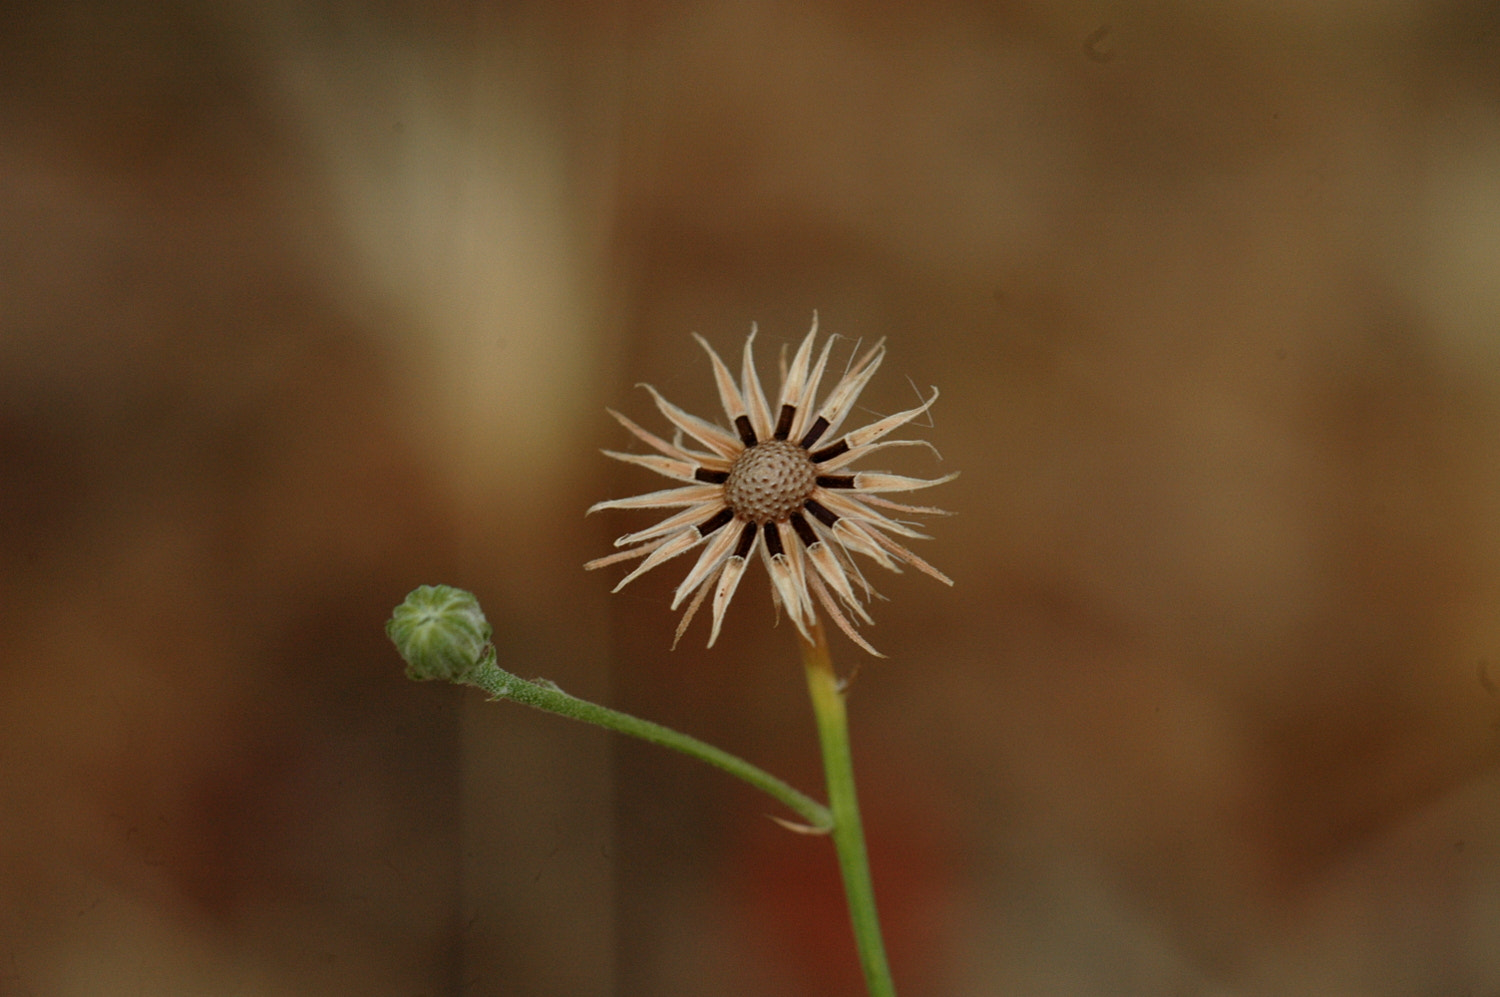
left=6, top=1, right=1500, bottom=993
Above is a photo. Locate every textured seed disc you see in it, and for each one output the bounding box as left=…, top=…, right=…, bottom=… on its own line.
left=724, top=440, right=817, bottom=524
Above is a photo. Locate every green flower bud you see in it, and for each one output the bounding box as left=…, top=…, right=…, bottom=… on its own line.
left=387, top=585, right=495, bottom=684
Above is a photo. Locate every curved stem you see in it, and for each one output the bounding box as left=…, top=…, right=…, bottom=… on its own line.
left=799, top=621, right=897, bottom=997
left=461, top=658, right=833, bottom=832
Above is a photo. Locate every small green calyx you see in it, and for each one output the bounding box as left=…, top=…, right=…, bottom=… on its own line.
left=387, top=585, right=495, bottom=684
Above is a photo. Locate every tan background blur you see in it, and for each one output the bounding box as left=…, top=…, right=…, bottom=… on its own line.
left=5, top=1, right=1500, bottom=994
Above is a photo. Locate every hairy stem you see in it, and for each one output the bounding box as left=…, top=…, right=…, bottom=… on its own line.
left=462, top=657, right=832, bottom=832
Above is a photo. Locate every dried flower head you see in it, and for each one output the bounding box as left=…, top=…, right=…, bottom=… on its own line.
left=586, top=315, right=955, bottom=656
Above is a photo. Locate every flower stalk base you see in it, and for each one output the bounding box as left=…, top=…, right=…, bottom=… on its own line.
left=800, top=620, right=897, bottom=997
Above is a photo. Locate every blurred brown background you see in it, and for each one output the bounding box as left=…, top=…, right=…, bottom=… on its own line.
left=5, top=1, right=1500, bottom=994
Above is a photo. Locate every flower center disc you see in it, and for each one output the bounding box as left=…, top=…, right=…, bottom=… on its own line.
left=724, top=439, right=817, bottom=524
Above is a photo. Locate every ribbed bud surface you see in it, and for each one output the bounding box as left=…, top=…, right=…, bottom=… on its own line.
left=387, top=585, right=494, bottom=684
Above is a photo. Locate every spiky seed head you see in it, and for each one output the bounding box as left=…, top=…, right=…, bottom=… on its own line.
left=585, top=316, right=955, bottom=655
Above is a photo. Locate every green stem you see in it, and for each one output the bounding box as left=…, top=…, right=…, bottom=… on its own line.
left=462, top=658, right=833, bottom=833
left=800, top=621, right=897, bottom=997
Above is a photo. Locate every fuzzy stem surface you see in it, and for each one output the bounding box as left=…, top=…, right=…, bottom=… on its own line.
left=462, top=658, right=832, bottom=832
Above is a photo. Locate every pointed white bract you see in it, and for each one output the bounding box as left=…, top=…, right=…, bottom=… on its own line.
left=585, top=315, right=954, bottom=656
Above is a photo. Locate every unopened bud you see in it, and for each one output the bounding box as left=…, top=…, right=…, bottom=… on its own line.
left=387, top=585, right=494, bottom=684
